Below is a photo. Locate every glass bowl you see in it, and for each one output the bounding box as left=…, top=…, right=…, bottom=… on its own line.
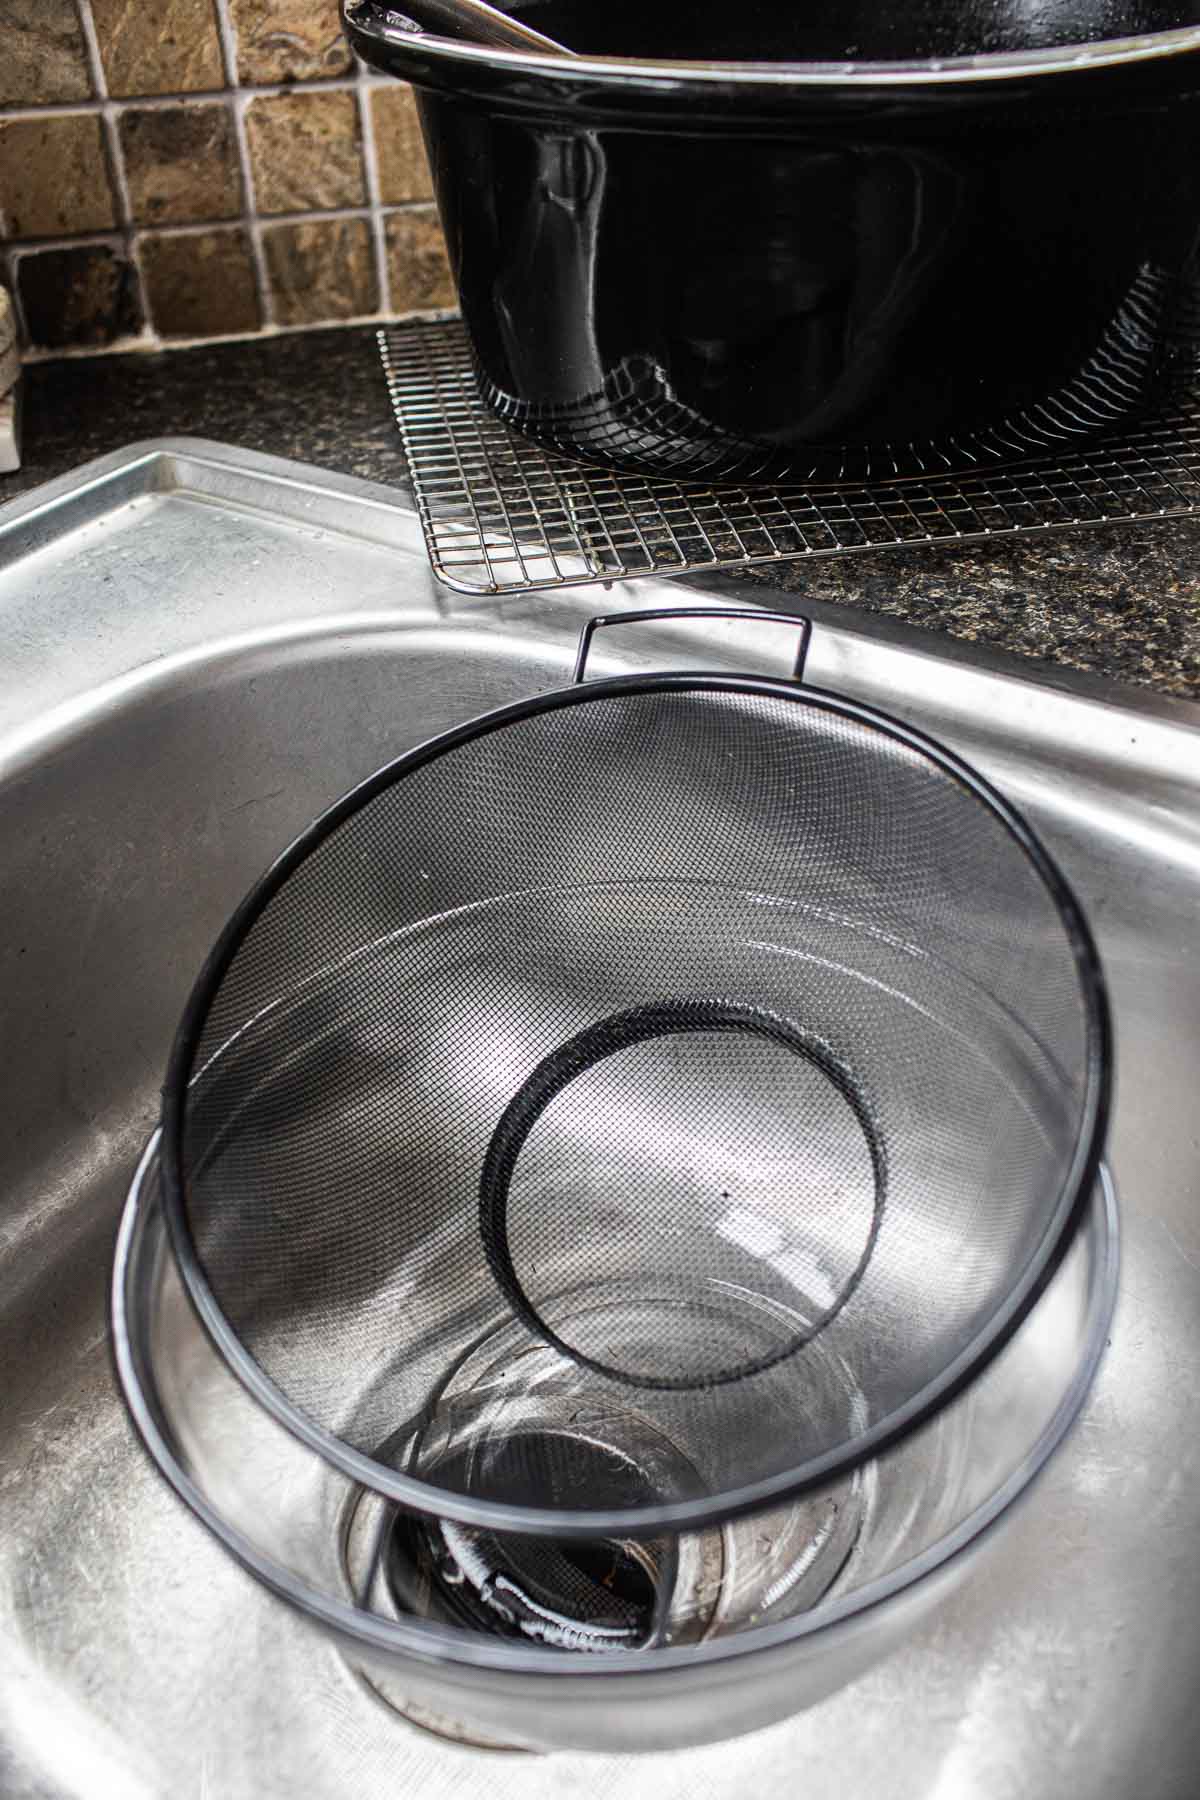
left=114, top=1135, right=1117, bottom=1753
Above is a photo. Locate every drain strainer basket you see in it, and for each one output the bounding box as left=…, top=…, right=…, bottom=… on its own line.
left=161, top=607, right=1109, bottom=1537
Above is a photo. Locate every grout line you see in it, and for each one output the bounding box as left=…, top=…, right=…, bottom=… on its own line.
left=353, top=60, right=392, bottom=316
left=73, top=0, right=157, bottom=349
left=0, top=76, right=392, bottom=122
left=211, top=0, right=240, bottom=110
left=76, top=3, right=131, bottom=220
left=17, top=305, right=459, bottom=363
left=11, top=227, right=222, bottom=256
left=211, top=0, right=274, bottom=327
left=9, top=203, right=438, bottom=256
left=10, top=232, right=130, bottom=258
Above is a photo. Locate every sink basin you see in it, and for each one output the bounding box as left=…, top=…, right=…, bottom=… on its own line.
left=2, top=442, right=1199, bottom=1797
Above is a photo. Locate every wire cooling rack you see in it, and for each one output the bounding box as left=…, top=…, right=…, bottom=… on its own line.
left=379, top=319, right=1200, bottom=597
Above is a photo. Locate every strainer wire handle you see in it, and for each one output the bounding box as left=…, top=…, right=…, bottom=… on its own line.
left=572, top=606, right=813, bottom=685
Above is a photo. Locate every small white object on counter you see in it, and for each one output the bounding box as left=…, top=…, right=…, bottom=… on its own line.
left=0, top=288, right=22, bottom=473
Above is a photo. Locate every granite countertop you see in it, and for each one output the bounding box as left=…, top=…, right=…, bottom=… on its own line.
left=4, top=324, right=1199, bottom=698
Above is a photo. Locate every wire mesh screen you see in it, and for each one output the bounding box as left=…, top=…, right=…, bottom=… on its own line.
left=379, top=318, right=1200, bottom=597
left=168, top=679, right=1104, bottom=1530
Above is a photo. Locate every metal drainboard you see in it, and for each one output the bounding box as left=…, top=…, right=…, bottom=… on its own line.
left=380, top=317, right=1200, bottom=597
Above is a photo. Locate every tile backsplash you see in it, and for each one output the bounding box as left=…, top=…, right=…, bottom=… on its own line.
left=0, top=0, right=455, bottom=354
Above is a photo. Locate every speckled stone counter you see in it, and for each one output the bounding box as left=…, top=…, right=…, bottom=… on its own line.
left=4, top=325, right=1199, bottom=698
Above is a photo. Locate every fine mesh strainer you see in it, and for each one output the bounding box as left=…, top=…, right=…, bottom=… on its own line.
left=161, top=606, right=1110, bottom=1538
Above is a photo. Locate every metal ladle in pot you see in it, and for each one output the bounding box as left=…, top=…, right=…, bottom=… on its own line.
left=347, top=0, right=576, bottom=54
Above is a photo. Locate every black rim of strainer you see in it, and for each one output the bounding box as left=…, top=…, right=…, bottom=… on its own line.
left=478, top=998, right=888, bottom=1390
left=159, top=670, right=1112, bottom=1540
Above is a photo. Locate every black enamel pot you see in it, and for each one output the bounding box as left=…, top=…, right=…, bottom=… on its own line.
left=346, top=0, right=1200, bottom=484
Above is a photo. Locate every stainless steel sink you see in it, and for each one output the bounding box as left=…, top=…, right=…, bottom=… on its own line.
left=2, top=440, right=1199, bottom=1798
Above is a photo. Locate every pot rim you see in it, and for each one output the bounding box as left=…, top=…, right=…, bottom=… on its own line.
left=343, top=0, right=1200, bottom=89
